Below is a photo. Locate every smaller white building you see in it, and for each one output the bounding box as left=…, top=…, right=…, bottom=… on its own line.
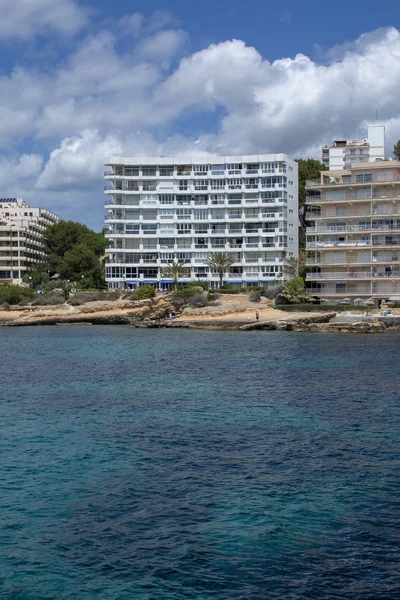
left=322, top=125, right=385, bottom=171
left=0, top=198, right=58, bottom=284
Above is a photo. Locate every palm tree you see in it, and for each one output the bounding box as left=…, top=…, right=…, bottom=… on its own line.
left=161, top=261, right=188, bottom=289
left=206, top=252, right=235, bottom=288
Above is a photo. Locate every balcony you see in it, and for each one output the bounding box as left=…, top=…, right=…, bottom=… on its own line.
left=306, top=189, right=400, bottom=204
left=307, top=224, right=400, bottom=234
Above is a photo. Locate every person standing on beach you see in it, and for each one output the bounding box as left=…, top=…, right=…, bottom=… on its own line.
left=247, top=314, right=251, bottom=322
left=255, top=311, right=259, bottom=322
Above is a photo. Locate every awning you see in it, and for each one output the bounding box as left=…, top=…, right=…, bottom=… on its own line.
left=125, top=279, right=138, bottom=283
left=226, top=280, right=243, bottom=284
left=160, top=279, right=174, bottom=283
left=142, top=280, right=157, bottom=284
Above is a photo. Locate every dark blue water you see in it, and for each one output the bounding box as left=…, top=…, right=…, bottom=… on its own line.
left=1, top=327, right=399, bottom=600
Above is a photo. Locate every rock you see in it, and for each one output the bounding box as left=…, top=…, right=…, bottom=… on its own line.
left=274, top=293, right=291, bottom=305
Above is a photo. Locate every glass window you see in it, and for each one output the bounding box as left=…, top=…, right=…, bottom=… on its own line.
left=124, top=167, right=139, bottom=176
left=159, top=166, right=174, bottom=176
left=142, top=167, right=157, bottom=176
left=355, top=173, right=372, bottom=183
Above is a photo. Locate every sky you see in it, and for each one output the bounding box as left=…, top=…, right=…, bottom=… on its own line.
left=1, top=0, right=400, bottom=230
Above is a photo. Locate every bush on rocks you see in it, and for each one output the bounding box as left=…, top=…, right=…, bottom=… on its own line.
left=135, top=285, right=156, bottom=300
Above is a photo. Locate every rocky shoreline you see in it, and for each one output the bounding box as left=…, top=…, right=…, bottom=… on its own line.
left=0, top=294, right=398, bottom=333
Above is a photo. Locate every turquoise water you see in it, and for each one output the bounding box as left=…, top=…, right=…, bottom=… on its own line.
left=1, top=326, right=399, bottom=599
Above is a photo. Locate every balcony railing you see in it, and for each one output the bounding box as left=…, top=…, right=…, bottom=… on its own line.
left=306, top=189, right=400, bottom=203
left=307, top=224, right=400, bottom=234
left=306, top=208, right=400, bottom=219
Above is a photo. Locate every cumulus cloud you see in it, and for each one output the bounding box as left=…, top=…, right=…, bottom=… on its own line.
left=2, top=14, right=400, bottom=226
left=0, top=154, right=43, bottom=194
left=0, top=0, right=87, bottom=40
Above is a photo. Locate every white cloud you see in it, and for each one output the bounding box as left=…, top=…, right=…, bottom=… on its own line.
left=0, top=0, right=87, bottom=40
left=135, top=29, right=188, bottom=65
left=0, top=154, right=43, bottom=194
left=2, top=18, right=400, bottom=227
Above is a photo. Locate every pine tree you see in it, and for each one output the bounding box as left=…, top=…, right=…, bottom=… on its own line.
left=393, top=140, right=400, bottom=160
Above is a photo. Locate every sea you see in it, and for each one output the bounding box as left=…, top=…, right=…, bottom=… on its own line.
left=1, top=326, right=399, bottom=600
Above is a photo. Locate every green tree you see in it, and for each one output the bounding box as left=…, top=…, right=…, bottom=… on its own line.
left=283, top=256, right=298, bottom=279
left=161, top=261, right=188, bottom=289
left=58, top=243, right=105, bottom=288
left=206, top=252, right=235, bottom=288
left=394, top=140, right=400, bottom=160
left=295, top=158, right=326, bottom=208
left=295, top=158, right=326, bottom=250
left=43, top=221, right=106, bottom=275
left=23, top=267, right=49, bottom=289
left=283, top=276, right=306, bottom=300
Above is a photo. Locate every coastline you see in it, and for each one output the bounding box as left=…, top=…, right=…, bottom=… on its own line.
left=0, top=293, right=397, bottom=332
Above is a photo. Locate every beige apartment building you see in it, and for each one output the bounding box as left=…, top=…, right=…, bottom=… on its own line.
left=0, top=198, right=58, bottom=284
left=305, top=161, right=400, bottom=301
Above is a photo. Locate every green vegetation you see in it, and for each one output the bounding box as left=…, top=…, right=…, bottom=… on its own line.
left=161, top=261, right=188, bottom=289
left=206, top=252, right=235, bottom=287
left=42, top=220, right=107, bottom=289
left=135, top=285, right=156, bottom=300
left=283, top=276, right=306, bottom=300
left=295, top=159, right=326, bottom=248
left=394, top=140, right=400, bottom=160
left=295, top=158, right=326, bottom=208
left=276, top=304, right=375, bottom=312
left=0, top=284, right=35, bottom=306
left=218, top=285, right=263, bottom=294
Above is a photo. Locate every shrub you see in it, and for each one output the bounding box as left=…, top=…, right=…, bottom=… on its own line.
left=32, top=292, right=65, bottom=306
left=218, top=286, right=247, bottom=294
left=172, top=284, right=204, bottom=299
left=187, top=291, right=209, bottom=308
left=135, top=285, right=156, bottom=300
left=283, top=277, right=306, bottom=300
left=0, top=284, right=35, bottom=306
left=248, top=290, right=261, bottom=303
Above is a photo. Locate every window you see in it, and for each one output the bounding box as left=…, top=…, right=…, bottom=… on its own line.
left=194, top=224, right=208, bottom=234
left=194, top=209, right=208, bottom=220
left=194, top=179, right=208, bottom=190
left=246, top=164, right=260, bottom=173
left=141, top=223, right=157, bottom=233
left=211, top=164, right=225, bottom=175
left=158, top=195, right=174, bottom=204
left=177, top=223, right=192, bottom=233
left=227, top=178, right=242, bottom=189
left=125, top=224, right=140, bottom=233
left=143, top=181, right=156, bottom=191
left=355, top=173, right=372, bottom=183
left=193, top=165, right=208, bottom=175
left=126, top=181, right=139, bottom=191
left=176, top=208, right=192, bottom=219
left=159, top=239, right=175, bottom=249
left=159, top=166, right=174, bottom=176
left=211, top=179, right=225, bottom=190
left=159, top=209, right=174, bottom=219
left=142, top=167, right=157, bottom=176
left=124, top=167, right=139, bottom=176
left=141, top=195, right=157, bottom=205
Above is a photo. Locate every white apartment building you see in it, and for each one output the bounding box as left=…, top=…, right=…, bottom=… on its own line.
left=305, top=161, right=400, bottom=300
left=0, top=198, right=58, bottom=284
left=322, top=125, right=385, bottom=171
left=104, top=155, right=298, bottom=289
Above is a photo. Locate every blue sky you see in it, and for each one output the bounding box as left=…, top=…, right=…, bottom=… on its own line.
left=1, top=0, right=400, bottom=229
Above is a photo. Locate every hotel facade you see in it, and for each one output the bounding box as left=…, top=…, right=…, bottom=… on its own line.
left=305, top=161, right=400, bottom=300
left=0, top=198, right=58, bottom=284
left=321, top=124, right=385, bottom=171
left=104, top=155, right=298, bottom=289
